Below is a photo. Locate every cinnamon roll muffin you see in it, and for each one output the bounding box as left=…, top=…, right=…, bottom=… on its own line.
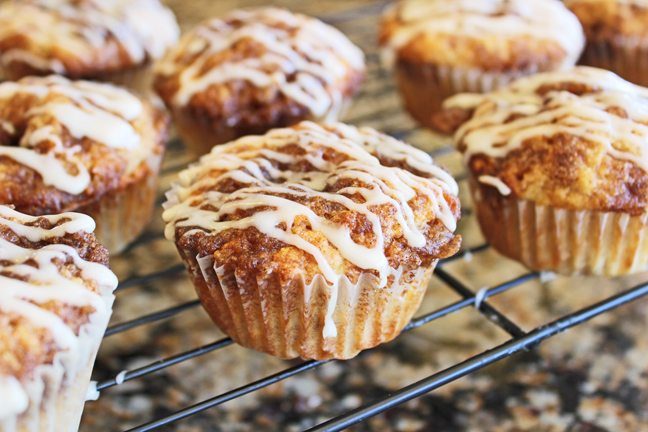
left=0, top=206, right=117, bottom=432
left=0, top=0, right=180, bottom=94
left=0, top=75, right=169, bottom=253
left=379, top=0, right=585, bottom=130
left=566, top=0, right=648, bottom=87
left=436, top=66, right=648, bottom=276
left=153, top=8, right=366, bottom=155
left=163, top=122, right=461, bottom=360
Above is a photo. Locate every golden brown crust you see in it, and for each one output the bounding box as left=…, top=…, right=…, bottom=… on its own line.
left=0, top=77, right=169, bottom=215
left=468, top=136, right=648, bottom=215
left=445, top=75, right=648, bottom=214
left=379, top=2, right=578, bottom=72
left=384, top=29, right=569, bottom=72
left=566, top=0, right=648, bottom=40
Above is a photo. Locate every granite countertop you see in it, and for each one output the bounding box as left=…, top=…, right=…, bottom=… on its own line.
left=81, top=1, right=648, bottom=431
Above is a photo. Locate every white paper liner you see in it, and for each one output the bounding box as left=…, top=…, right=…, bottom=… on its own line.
left=469, top=175, right=648, bottom=277
left=394, top=61, right=543, bottom=130
left=180, top=249, right=437, bottom=360
left=77, top=153, right=163, bottom=254
left=0, top=289, right=114, bottom=432
left=579, top=37, right=648, bottom=87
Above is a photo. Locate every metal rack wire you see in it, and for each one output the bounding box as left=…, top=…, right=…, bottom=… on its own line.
left=91, top=141, right=648, bottom=432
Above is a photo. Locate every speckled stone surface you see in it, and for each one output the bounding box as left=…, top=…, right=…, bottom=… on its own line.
left=81, top=1, right=648, bottom=431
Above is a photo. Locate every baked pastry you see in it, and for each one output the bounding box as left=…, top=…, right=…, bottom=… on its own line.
left=163, top=121, right=461, bottom=360
left=0, top=0, right=180, bottom=94
left=0, top=206, right=117, bottom=432
left=0, top=75, right=169, bottom=253
left=565, top=0, right=648, bottom=87
left=437, top=66, right=648, bottom=276
left=153, top=7, right=366, bottom=156
left=379, top=0, right=585, bottom=130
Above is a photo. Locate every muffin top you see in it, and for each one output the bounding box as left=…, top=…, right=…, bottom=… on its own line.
left=379, top=0, right=585, bottom=72
left=438, top=66, right=648, bottom=215
left=565, top=0, right=648, bottom=40
left=0, top=0, right=180, bottom=79
left=154, top=8, right=366, bottom=123
left=0, top=75, right=168, bottom=215
left=163, top=121, right=460, bottom=291
left=0, top=205, right=117, bottom=420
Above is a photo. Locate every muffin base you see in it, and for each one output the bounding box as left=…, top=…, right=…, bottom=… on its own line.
left=170, top=99, right=353, bottom=156
left=469, top=175, right=648, bottom=277
left=77, top=155, right=162, bottom=254
left=178, top=248, right=436, bottom=360
left=394, top=61, right=541, bottom=130
left=579, top=37, right=648, bottom=87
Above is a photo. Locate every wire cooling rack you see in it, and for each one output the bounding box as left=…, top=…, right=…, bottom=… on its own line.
left=89, top=138, right=648, bottom=432
left=86, top=1, right=648, bottom=430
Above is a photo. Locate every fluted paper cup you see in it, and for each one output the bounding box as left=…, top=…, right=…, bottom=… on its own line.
left=0, top=302, right=112, bottom=432
left=469, top=174, right=648, bottom=276
left=394, top=61, right=541, bottom=131
left=177, top=247, right=436, bottom=360
left=580, top=37, right=648, bottom=87
left=77, top=154, right=163, bottom=254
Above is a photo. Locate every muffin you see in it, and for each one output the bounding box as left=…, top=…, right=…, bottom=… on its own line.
left=435, top=66, right=648, bottom=277
left=379, top=0, right=585, bottom=130
left=0, top=205, right=118, bottom=432
left=153, top=7, right=366, bottom=156
left=163, top=121, right=461, bottom=360
left=0, top=75, right=169, bottom=253
left=566, top=0, right=648, bottom=87
left=0, top=0, right=180, bottom=95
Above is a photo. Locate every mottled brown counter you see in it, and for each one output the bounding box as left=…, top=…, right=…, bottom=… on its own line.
left=81, top=1, right=648, bottom=431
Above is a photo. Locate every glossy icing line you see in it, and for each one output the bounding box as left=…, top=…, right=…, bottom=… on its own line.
left=0, top=0, right=179, bottom=72
left=156, top=8, right=364, bottom=120
left=0, top=76, right=143, bottom=195
left=382, top=0, right=584, bottom=68
left=163, top=122, right=458, bottom=288
left=0, top=206, right=117, bottom=419
left=447, top=67, right=648, bottom=175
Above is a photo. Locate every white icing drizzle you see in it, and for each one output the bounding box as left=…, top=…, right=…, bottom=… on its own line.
left=381, top=0, right=584, bottom=69
left=0, top=0, right=179, bottom=73
left=156, top=8, right=365, bottom=121
left=85, top=380, right=100, bottom=402
left=0, top=205, right=117, bottom=420
left=478, top=175, right=512, bottom=196
left=115, top=370, right=127, bottom=385
left=447, top=67, right=648, bottom=173
left=163, top=122, right=458, bottom=289
left=474, top=286, right=488, bottom=309
left=0, top=376, right=28, bottom=419
left=0, top=76, right=145, bottom=195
